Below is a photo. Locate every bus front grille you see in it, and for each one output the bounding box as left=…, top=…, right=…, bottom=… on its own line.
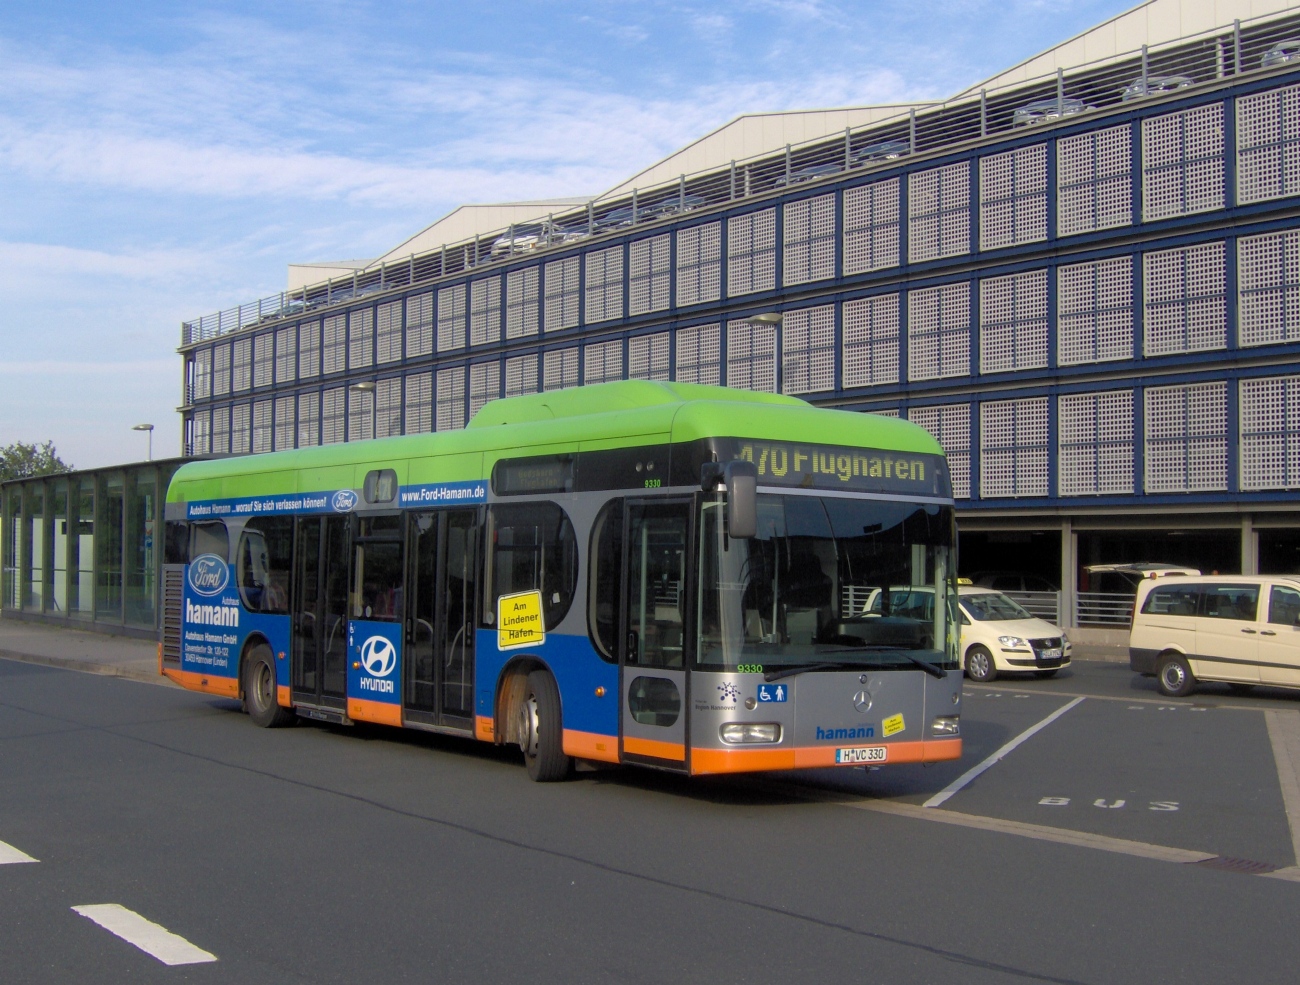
left=161, top=567, right=183, bottom=668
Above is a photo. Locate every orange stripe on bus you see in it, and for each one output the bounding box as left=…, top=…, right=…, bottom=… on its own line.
left=475, top=716, right=495, bottom=741
left=161, top=668, right=240, bottom=699
left=691, top=738, right=962, bottom=775
left=277, top=685, right=291, bottom=708
left=347, top=698, right=402, bottom=727
left=562, top=729, right=619, bottom=763
left=623, top=735, right=686, bottom=761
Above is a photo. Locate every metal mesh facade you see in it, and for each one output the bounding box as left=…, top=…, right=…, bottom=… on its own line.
left=505, top=268, right=539, bottom=340
left=1058, top=124, right=1132, bottom=236
left=435, top=366, right=466, bottom=430
left=469, top=361, right=501, bottom=418
left=377, top=301, right=402, bottom=364
left=843, top=178, right=899, bottom=275
left=908, top=404, right=971, bottom=499
left=403, top=373, right=432, bottom=434
left=274, top=395, right=295, bottom=450
left=783, top=194, right=835, bottom=286
left=544, top=257, right=580, bottom=331
left=979, top=269, right=1048, bottom=374
left=297, top=393, right=319, bottom=447
left=629, top=332, right=670, bottom=381
left=321, top=389, right=344, bottom=445
left=347, top=388, right=374, bottom=443
left=233, top=337, right=252, bottom=391
left=321, top=316, right=345, bottom=375
left=470, top=277, right=502, bottom=347
left=1058, top=255, right=1133, bottom=365
left=254, top=334, right=273, bottom=388
left=781, top=304, right=835, bottom=395
left=253, top=399, right=272, bottom=454
left=909, top=162, right=970, bottom=263
left=375, top=378, right=401, bottom=438
left=1238, top=228, right=1300, bottom=347
left=584, top=247, right=624, bottom=325
left=349, top=309, right=373, bottom=370
left=437, top=284, right=467, bottom=352
left=727, top=210, right=775, bottom=297
left=676, top=222, right=721, bottom=306
left=908, top=282, right=970, bottom=381
left=1237, top=82, right=1300, bottom=205
left=405, top=293, right=433, bottom=358
left=504, top=354, right=538, bottom=398
left=726, top=320, right=776, bottom=392
left=583, top=339, right=624, bottom=385
left=1240, top=374, right=1300, bottom=490
left=1143, top=241, right=1226, bottom=356
left=675, top=323, right=721, bottom=385
left=543, top=346, right=579, bottom=391
left=1144, top=381, right=1228, bottom=492
left=980, top=397, right=1049, bottom=498
left=979, top=144, right=1047, bottom=250
left=1142, top=103, right=1224, bottom=221
left=1058, top=390, right=1134, bottom=495
left=629, top=235, right=671, bottom=315
left=842, top=293, right=899, bottom=388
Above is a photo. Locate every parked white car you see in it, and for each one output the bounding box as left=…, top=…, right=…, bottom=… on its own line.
left=867, top=586, right=1070, bottom=682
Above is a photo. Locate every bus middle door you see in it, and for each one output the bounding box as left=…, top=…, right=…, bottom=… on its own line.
left=620, top=499, right=691, bottom=769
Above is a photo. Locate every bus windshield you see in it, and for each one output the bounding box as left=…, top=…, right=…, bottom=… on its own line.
left=697, top=494, right=956, bottom=673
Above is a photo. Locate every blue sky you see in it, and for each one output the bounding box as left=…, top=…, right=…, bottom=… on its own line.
left=0, top=0, right=1139, bottom=467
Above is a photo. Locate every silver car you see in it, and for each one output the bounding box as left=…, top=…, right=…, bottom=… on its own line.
left=1012, top=97, right=1093, bottom=127
left=1120, top=75, right=1195, bottom=101
left=1262, top=39, right=1300, bottom=69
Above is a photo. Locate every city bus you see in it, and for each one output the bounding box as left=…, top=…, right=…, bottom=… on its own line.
left=160, top=381, right=962, bottom=780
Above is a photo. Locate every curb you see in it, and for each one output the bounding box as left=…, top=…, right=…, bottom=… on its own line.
left=0, top=648, right=177, bottom=687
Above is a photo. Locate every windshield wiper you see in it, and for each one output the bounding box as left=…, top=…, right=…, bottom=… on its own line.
left=760, top=649, right=949, bottom=682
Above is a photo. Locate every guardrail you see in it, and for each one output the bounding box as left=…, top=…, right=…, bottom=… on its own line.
left=1075, top=592, right=1135, bottom=627
left=180, top=7, right=1300, bottom=347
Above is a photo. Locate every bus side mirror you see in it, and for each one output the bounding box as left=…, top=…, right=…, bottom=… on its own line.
left=725, top=461, right=757, bottom=539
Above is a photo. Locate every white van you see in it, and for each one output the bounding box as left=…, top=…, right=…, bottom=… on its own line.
left=1129, top=575, right=1300, bottom=696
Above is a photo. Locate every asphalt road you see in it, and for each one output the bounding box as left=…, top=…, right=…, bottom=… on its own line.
left=2, top=656, right=1299, bottom=984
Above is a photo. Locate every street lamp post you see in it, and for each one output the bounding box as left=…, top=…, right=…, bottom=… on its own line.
left=132, top=423, right=155, bottom=462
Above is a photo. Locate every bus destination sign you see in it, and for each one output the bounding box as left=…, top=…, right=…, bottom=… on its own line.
left=716, top=439, right=949, bottom=498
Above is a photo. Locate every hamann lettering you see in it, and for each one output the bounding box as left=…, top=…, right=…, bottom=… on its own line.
left=185, top=599, right=240, bottom=628
left=815, top=725, right=875, bottom=741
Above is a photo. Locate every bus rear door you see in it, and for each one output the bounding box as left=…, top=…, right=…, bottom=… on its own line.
left=620, top=499, right=692, bottom=769
left=404, top=509, right=479, bottom=730
left=291, top=515, right=350, bottom=712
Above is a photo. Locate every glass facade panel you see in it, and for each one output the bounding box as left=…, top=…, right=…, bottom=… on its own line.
left=95, top=473, right=124, bottom=620
left=124, top=470, right=156, bottom=627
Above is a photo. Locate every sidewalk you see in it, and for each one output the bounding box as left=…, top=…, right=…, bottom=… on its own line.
left=0, top=616, right=171, bottom=685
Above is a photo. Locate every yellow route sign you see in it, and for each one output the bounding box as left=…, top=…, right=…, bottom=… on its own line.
left=497, top=590, right=545, bottom=651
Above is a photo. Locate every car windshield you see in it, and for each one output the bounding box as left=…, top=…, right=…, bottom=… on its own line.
left=697, top=494, right=957, bottom=673
left=962, top=592, right=1032, bottom=621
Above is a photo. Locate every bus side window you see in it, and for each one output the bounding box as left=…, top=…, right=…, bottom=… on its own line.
left=191, top=521, right=229, bottom=561
left=237, top=517, right=292, bottom=614
left=487, top=502, right=578, bottom=630
left=164, top=521, right=190, bottom=564
left=587, top=499, right=624, bottom=663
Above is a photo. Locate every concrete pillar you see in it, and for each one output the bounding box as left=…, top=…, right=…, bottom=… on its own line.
left=1242, top=514, right=1258, bottom=575
left=1060, top=518, right=1076, bottom=628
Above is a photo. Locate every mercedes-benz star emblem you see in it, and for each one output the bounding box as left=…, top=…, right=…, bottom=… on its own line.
left=853, top=689, right=873, bottom=713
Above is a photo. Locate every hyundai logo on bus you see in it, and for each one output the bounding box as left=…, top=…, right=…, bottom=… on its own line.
left=331, top=489, right=358, bottom=513
left=188, top=554, right=230, bottom=597
left=358, top=636, right=397, bottom=694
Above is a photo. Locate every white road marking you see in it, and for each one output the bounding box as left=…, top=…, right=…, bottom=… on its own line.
left=1265, top=710, right=1300, bottom=868
left=0, top=839, right=37, bottom=864
left=71, top=905, right=216, bottom=966
left=922, top=696, right=1085, bottom=808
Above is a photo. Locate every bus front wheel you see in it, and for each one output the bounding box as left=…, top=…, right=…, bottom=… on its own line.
left=244, top=644, right=294, bottom=728
left=520, top=670, right=571, bottom=782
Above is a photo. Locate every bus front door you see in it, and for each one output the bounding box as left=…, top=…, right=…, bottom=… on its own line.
left=620, top=499, right=691, bottom=769
left=404, top=510, right=478, bottom=730
left=291, top=515, right=350, bottom=711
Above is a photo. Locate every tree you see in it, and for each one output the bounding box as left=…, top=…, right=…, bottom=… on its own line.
left=0, top=441, right=73, bottom=481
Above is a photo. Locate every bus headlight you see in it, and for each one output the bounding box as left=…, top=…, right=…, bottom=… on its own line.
left=930, top=716, right=960, bottom=736
left=720, top=722, right=782, bottom=744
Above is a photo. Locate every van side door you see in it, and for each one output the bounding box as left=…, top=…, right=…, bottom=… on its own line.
left=1193, top=583, right=1261, bottom=685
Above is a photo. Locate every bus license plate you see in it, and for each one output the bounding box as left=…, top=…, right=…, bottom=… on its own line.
left=836, top=746, right=888, bottom=765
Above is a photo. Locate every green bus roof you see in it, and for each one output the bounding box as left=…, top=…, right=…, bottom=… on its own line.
left=168, top=381, right=941, bottom=503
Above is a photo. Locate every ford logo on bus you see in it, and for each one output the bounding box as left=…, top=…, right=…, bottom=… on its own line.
left=360, top=635, right=397, bottom=677
left=331, top=489, right=358, bottom=513
left=188, top=554, right=230, bottom=597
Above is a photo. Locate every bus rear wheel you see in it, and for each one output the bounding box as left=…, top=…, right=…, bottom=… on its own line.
left=244, top=645, right=294, bottom=728
left=519, top=670, right=571, bottom=782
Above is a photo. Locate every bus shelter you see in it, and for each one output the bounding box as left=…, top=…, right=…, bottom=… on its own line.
left=1, top=459, right=188, bottom=639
